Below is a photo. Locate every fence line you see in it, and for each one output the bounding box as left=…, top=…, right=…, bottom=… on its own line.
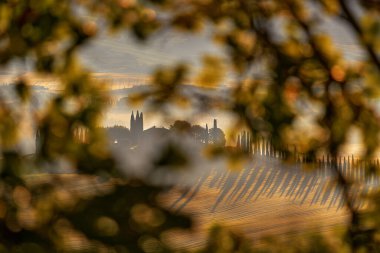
left=235, top=132, right=379, bottom=183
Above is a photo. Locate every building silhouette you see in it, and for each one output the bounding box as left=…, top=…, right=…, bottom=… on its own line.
left=208, top=118, right=226, bottom=146
left=130, top=111, right=143, bottom=143
left=35, top=111, right=226, bottom=153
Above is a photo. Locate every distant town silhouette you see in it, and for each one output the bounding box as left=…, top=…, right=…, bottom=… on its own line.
left=99, top=111, right=226, bottom=149
left=35, top=111, right=380, bottom=178
left=35, top=111, right=379, bottom=211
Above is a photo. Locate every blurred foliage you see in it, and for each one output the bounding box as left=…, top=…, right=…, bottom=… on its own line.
left=0, top=0, right=380, bottom=252
left=196, top=225, right=347, bottom=253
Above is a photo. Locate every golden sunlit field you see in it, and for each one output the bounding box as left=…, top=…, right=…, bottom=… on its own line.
left=24, top=169, right=351, bottom=250
left=161, top=172, right=350, bottom=250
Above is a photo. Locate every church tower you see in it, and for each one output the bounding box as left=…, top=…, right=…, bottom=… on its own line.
left=212, top=119, right=218, bottom=144
left=139, top=112, right=144, bottom=133
left=130, top=111, right=135, bottom=133
left=130, top=111, right=144, bottom=144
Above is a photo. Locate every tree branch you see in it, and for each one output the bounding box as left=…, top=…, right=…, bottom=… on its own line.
left=339, top=0, right=380, bottom=69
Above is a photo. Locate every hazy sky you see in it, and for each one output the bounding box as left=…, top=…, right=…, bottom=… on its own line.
left=0, top=4, right=370, bottom=155
left=0, top=7, right=365, bottom=78
left=81, top=18, right=363, bottom=75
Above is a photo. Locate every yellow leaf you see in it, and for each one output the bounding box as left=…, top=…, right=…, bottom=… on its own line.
left=195, top=55, right=226, bottom=87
